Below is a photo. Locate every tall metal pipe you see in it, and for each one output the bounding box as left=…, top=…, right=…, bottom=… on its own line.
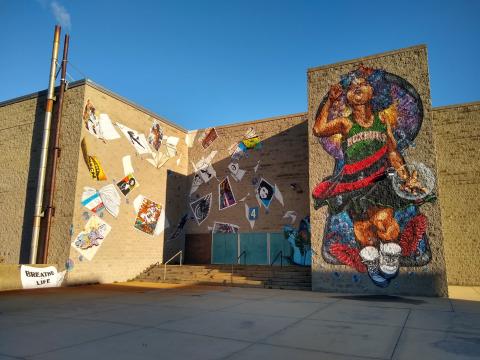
left=30, top=25, right=61, bottom=264
left=41, top=33, right=69, bottom=264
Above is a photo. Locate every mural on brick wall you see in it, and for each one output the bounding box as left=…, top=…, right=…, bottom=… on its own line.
left=284, top=216, right=312, bottom=266
left=312, top=65, right=436, bottom=287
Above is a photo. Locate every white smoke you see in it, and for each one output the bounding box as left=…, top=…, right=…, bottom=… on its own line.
left=50, top=1, right=71, bottom=30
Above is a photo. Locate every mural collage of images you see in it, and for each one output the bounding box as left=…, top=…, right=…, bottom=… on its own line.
left=188, top=126, right=312, bottom=267
left=70, top=100, right=183, bottom=268
left=312, top=65, right=436, bottom=288
left=69, top=64, right=435, bottom=280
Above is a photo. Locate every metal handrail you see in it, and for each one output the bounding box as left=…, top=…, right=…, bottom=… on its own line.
left=231, top=250, right=246, bottom=284
left=163, top=250, right=183, bottom=281
left=270, top=250, right=283, bottom=267
left=236, top=250, right=246, bottom=265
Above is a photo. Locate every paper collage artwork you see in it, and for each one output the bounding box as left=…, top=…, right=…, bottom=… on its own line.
left=81, top=184, right=121, bottom=218
left=256, top=178, right=275, bottom=209
left=190, top=193, right=212, bottom=225
left=134, top=197, right=162, bottom=235
left=72, top=214, right=111, bottom=261
left=229, top=127, right=262, bottom=161
left=228, top=162, right=246, bottom=182
left=147, top=120, right=164, bottom=152
left=81, top=187, right=105, bottom=213
left=212, top=222, right=239, bottom=233
left=81, top=137, right=107, bottom=181
left=191, top=151, right=217, bottom=190
left=219, top=177, right=236, bottom=210
left=116, top=174, right=139, bottom=196
left=200, top=128, right=218, bottom=149
left=83, top=100, right=120, bottom=141
left=116, top=122, right=151, bottom=155
left=244, top=204, right=259, bottom=229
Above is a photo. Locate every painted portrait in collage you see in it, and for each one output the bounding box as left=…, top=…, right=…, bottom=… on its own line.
left=311, top=65, right=436, bottom=288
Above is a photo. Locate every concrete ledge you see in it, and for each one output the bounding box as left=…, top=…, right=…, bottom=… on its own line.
left=0, top=264, right=58, bottom=291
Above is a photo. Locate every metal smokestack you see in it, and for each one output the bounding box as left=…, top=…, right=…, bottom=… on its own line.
left=41, top=33, right=70, bottom=264
left=30, top=25, right=61, bottom=264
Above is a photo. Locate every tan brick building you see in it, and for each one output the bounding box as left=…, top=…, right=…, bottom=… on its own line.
left=0, top=45, right=478, bottom=294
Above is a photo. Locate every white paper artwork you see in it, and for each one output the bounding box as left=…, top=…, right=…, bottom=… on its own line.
left=154, top=208, right=169, bottom=236
left=185, top=131, right=197, bottom=148
left=98, top=114, right=121, bottom=140
left=116, top=123, right=150, bottom=155
left=146, top=136, right=180, bottom=169
left=245, top=203, right=255, bottom=229
left=133, top=195, right=168, bottom=236
left=71, top=215, right=111, bottom=261
left=165, top=136, right=179, bottom=157
left=274, top=184, right=284, bottom=206
left=254, top=160, right=260, bottom=173
left=193, top=151, right=217, bottom=183
left=82, top=185, right=120, bottom=218
left=238, top=193, right=250, bottom=202
left=148, top=152, right=169, bottom=168
left=122, top=155, right=135, bottom=176
left=98, top=184, right=121, bottom=218
left=81, top=187, right=104, bottom=213
left=190, top=172, right=203, bottom=195
left=20, top=265, right=66, bottom=289
left=283, top=210, right=297, bottom=224
left=133, top=194, right=145, bottom=213
left=228, top=162, right=246, bottom=182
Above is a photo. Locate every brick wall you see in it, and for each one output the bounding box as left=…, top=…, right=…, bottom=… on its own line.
left=433, top=102, right=480, bottom=286
left=185, top=114, right=309, bottom=236
left=0, top=84, right=85, bottom=267
left=66, top=83, right=189, bottom=285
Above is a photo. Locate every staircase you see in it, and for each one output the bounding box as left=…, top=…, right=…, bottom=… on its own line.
left=133, top=264, right=311, bottom=291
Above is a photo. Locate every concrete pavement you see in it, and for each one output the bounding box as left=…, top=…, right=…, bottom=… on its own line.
left=0, top=283, right=479, bottom=359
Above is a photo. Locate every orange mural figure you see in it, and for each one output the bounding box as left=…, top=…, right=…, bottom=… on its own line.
left=312, top=66, right=435, bottom=287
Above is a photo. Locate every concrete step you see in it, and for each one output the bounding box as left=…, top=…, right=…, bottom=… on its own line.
left=134, top=264, right=312, bottom=291
left=138, top=274, right=312, bottom=285
left=145, top=268, right=310, bottom=277
left=144, top=270, right=311, bottom=279
left=135, top=278, right=311, bottom=291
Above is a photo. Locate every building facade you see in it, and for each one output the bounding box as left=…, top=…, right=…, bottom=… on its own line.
left=0, top=45, right=478, bottom=294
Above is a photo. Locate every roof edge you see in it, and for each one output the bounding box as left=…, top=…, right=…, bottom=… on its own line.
left=84, top=79, right=187, bottom=133
left=0, top=79, right=88, bottom=107
left=433, top=100, right=480, bottom=111
left=0, top=78, right=188, bottom=133
left=307, top=44, right=427, bottom=73
left=189, top=111, right=307, bottom=133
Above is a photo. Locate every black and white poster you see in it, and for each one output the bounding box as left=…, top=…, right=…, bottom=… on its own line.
left=256, top=178, right=275, bottom=209
left=190, top=193, right=212, bottom=225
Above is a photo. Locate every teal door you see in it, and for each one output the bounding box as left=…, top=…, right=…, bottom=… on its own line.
left=239, top=233, right=268, bottom=265
left=269, top=232, right=293, bottom=266
left=211, top=233, right=237, bottom=264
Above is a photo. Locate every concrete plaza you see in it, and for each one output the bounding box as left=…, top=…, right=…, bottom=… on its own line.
left=0, top=283, right=479, bottom=360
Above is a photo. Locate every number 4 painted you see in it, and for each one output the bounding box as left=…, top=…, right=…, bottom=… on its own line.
left=249, top=207, right=259, bottom=220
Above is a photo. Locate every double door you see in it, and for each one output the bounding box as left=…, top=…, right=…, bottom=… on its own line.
left=211, top=232, right=292, bottom=265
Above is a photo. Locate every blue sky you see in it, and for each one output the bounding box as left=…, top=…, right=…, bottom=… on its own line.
left=1, top=0, right=479, bottom=129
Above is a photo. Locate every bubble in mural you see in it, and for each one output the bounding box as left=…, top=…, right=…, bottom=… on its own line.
left=65, top=258, right=74, bottom=272
left=311, top=65, right=436, bottom=288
